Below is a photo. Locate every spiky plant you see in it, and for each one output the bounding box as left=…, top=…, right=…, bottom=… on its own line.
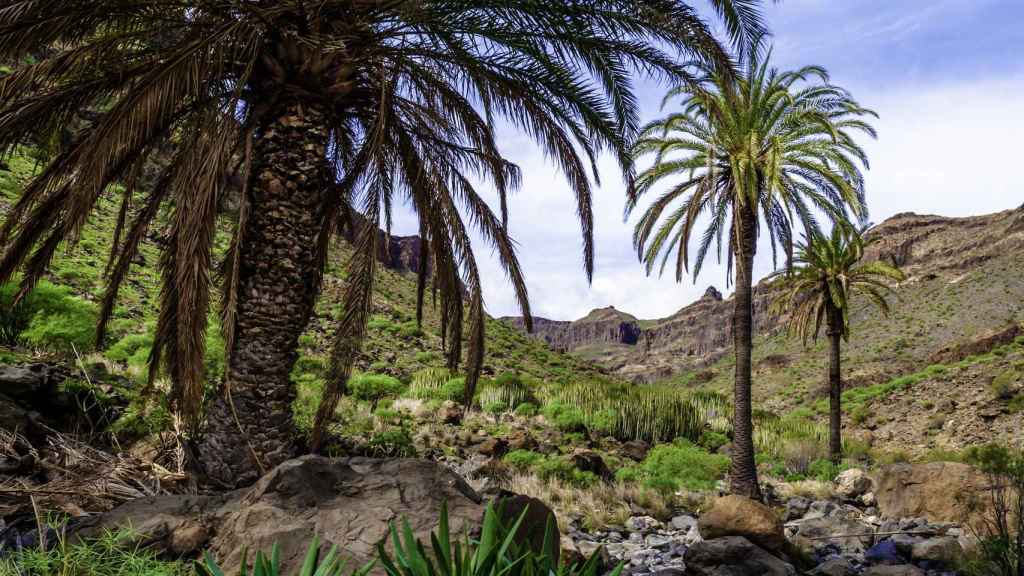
left=0, top=1, right=766, bottom=487
left=769, top=225, right=904, bottom=462
left=627, top=42, right=877, bottom=498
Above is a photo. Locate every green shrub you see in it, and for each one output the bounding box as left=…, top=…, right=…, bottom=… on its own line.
left=198, top=535, right=373, bottom=576
left=367, top=427, right=416, bottom=458
left=586, top=408, right=618, bottom=436
left=698, top=430, right=729, bottom=452
left=2, top=529, right=187, bottom=576
left=503, top=449, right=544, bottom=471
left=349, top=373, right=405, bottom=409
left=1, top=280, right=98, bottom=352
left=397, top=321, right=423, bottom=338
left=377, top=503, right=620, bottom=576
left=614, top=466, right=640, bottom=484
left=991, top=369, right=1020, bottom=401
left=637, top=439, right=728, bottom=493
left=513, top=402, right=538, bottom=417
left=806, top=459, right=851, bottom=483
left=541, top=402, right=587, bottom=432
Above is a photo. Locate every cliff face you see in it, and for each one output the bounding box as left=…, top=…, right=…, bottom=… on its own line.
left=503, top=206, right=1024, bottom=383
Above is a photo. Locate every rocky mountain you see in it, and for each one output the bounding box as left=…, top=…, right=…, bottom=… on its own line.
left=505, top=207, right=1024, bottom=383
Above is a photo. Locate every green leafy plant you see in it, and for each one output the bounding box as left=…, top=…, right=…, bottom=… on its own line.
left=197, top=535, right=375, bottom=576
left=376, top=503, right=620, bottom=576
left=636, top=439, right=729, bottom=493
left=1, top=528, right=186, bottom=576
left=350, top=374, right=406, bottom=410
left=1, top=280, right=98, bottom=352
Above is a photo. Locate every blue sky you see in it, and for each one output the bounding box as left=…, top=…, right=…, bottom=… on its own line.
left=398, top=1, right=1024, bottom=321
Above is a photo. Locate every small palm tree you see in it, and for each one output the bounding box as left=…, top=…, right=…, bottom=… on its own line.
left=769, top=226, right=904, bottom=463
left=0, top=1, right=765, bottom=487
left=628, top=44, right=877, bottom=498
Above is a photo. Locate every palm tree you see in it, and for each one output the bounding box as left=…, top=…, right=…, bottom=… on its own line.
left=769, top=226, right=904, bottom=463
left=0, top=1, right=766, bottom=487
left=627, top=45, right=877, bottom=498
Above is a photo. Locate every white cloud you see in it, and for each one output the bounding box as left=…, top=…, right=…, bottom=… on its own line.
left=466, top=74, right=1024, bottom=322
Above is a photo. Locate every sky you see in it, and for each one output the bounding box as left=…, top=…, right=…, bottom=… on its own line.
left=397, top=0, right=1024, bottom=322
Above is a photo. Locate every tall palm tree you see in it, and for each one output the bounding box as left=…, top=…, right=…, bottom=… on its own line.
left=0, top=1, right=766, bottom=487
left=769, top=226, right=904, bottom=463
left=627, top=45, right=877, bottom=498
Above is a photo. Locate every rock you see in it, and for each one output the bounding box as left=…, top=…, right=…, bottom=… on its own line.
left=475, top=437, right=508, bottom=458
left=783, top=497, right=810, bottom=522
left=790, top=516, right=874, bottom=555
left=494, top=493, right=558, bottom=559
left=888, top=533, right=922, bottom=557
left=865, top=539, right=902, bottom=565
left=0, top=393, right=34, bottom=433
left=835, top=469, right=872, bottom=501
left=622, top=440, right=650, bottom=461
left=804, top=500, right=838, bottom=520
left=626, top=516, right=662, bottom=532
left=684, top=536, right=796, bottom=576
left=570, top=450, right=612, bottom=481
left=505, top=430, right=536, bottom=451
left=862, top=566, right=925, bottom=576
left=0, top=363, right=65, bottom=402
left=75, top=457, right=484, bottom=573
left=698, top=495, right=786, bottom=554
left=873, top=462, right=989, bottom=529
left=670, top=515, right=697, bottom=531
left=811, top=557, right=857, bottom=576
left=910, top=536, right=962, bottom=565
left=438, top=401, right=463, bottom=425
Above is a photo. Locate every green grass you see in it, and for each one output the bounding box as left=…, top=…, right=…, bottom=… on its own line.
left=0, top=529, right=187, bottom=576
left=624, top=439, right=729, bottom=493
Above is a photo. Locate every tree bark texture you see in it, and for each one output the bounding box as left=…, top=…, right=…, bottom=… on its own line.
left=827, top=303, right=844, bottom=463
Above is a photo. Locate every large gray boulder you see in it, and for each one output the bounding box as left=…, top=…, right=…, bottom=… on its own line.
left=75, top=457, right=484, bottom=573
left=684, top=536, right=796, bottom=576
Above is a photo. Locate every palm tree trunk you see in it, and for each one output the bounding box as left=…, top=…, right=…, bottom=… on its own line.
left=730, top=203, right=762, bottom=500
left=826, top=305, right=843, bottom=463
left=196, top=101, right=330, bottom=488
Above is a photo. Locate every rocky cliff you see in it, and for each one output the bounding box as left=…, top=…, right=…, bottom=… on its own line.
left=503, top=206, right=1024, bottom=385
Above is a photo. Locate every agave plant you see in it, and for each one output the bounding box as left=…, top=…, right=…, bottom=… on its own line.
left=377, top=503, right=621, bottom=576
left=197, top=536, right=375, bottom=576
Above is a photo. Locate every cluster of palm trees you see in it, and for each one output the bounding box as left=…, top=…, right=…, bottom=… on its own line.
left=0, top=1, right=903, bottom=496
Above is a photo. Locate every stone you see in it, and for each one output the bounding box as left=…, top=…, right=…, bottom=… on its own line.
left=791, top=516, right=874, bottom=556
left=862, top=566, right=925, bottom=576
left=475, top=437, right=508, bottom=457
left=910, top=536, right=962, bottom=565
left=494, top=493, right=559, bottom=559
left=835, top=469, right=872, bottom=501
left=0, top=363, right=64, bottom=403
left=670, top=515, right=697, bottom=531
left=684, top=536, right=796, bottom=576
left=811, top=557, right=857, bottom=576
left=622, top=440, right=650, bottom=461
left=888, top=533, right=922, bottom=557
left=804, top=500, right=838, bottom=520
left=865, top=539, right=902, bottom=565
left=626, top=516, right=662, bottom=532
left=505, top=430, right=536, bottom=451
left=645, top=534, right=671, bottom=548
left=438, top=401, right=463, bottom=425
left=784, top=497, right=810, bottom=522
left=698, top=495, right=786, bottom=554
left=873, top=462, right=989, bottom=529
left=74, top=457, right=484, bottom=573
left=570, top=450, right=612, bottom=481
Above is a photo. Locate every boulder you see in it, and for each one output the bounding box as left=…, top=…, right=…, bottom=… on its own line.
left=698, top=495, right=786, bottom=553
left=684, top=536, right=796, bottom=576
left=834, top=469, right=872, bottom=501
left=811, top=557, right=857, bottom=576
left=75, top=457, right=484, bottom=573
left=872, top=462, right=989, bottom=529
left=570, top=450, right=612, bottom=481
left=790, top=516, right=874, bottom=556
left=475, top=437, right=508, bottom=458
left=863, top=566, right=925, bottom=576
left=621, top=440, right=650, bottom=461
left=493, top=493, right=558, bottom=560
left=783, top=497, right=810, bottom=522
left=865, top=539, right=902, bottom=565
left=910, top=536, right=962, bottom=565
left=0, top=363, right=65, bottom=403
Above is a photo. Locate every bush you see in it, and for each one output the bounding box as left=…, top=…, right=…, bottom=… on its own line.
left=586, top=408, right=618, bottom=436
left=637, top=439, right=729, bottom=493
left=960, top=444, right=1024, bottom=576
left=991, top=369, right=1020, bottom=401
left=349, top=373, right=405, bottom=409
left=198, top=535, right=373, bottom=576
left=367, top=427, right=417, bottom=458
left=1, top=280, right=98, bottom=352
left=2, top=529, right=187, bottom=576
left=698, top=430, right=729, bottom=452
left=513, top=402, right=538, bottom=417
left=541, top=402, right=587, bottom=433
left=503, top=449, right=544, bottom=471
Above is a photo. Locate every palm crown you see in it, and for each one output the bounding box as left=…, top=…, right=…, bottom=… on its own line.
left=628, top=45, right=878, bottom=282
left=771, top=225, right=906, bottom=344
